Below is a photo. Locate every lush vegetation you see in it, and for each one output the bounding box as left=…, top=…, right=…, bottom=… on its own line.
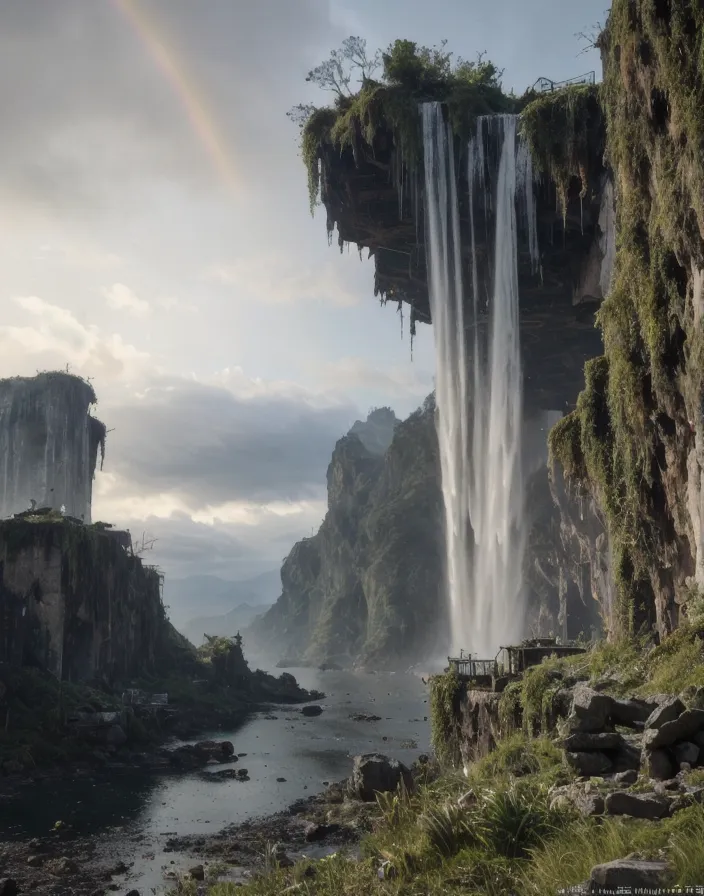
left=548, top=0, right=704, bottom=635
left=519, top=83, right=604, bottom=220
left=168, top=624, right=704, bottom=895
left=295, top=37, right=517, bottom=212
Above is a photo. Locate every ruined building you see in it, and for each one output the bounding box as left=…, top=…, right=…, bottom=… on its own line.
left=0, top=372, right=167, bottom=684
left=0, top=372, right=106, bottom=522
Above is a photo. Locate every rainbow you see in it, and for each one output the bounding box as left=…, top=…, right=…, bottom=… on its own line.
left=111, top=0, right=239, bottom=194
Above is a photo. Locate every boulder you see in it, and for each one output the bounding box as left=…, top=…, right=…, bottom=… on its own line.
left=613, top=769, right=638, bottom=785
left=188, top=865, right=205, bottom=881
left=605, top=791, right=671, bottom=819
left=562, top=732, right=624, bottom=752
left=644, top=696, right=685, bottom=731
left=643, top=709, right=704, bottom=749
left=565, top=751, right=612, bottom=777
left=301, top=706, right=324, bottom=717
left=0, top=881, right=18, bottom=896
left=550, top=782, right=605, bottom=816
left=349, top=753, right=414, bottom=802
left=610, top=697, right=657, bottom=727
left=643, top=748, right=675, bottom=780
left=589, top=858, right=671, bottom=890
left=612, top=741, right=642, bottom=772
left=567, top=685, right=614, bottom=732
left=693, top=730, right=704, bottom=749
left=674, top=741, right=700, bottom=767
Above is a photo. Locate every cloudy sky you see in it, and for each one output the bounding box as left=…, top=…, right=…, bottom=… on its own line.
left=0, top=0, right=606, bottom=586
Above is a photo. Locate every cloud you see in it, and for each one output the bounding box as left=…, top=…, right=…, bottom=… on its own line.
left=207, top=253, right=363, bottom=308
left=312, top=356, right=433, bottom=401
left=0, top=0, right=342, bottom=212
left=0, top=296, right=152, bottom=383
left=103, top=283, right=150, bottom=317
left=103, top=377, right=356, bottom=508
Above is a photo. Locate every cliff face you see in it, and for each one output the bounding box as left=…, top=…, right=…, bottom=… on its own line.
left=0, top=518, right=165, bottom=683
left=302, top=57, right=608, bottom=411
left=0, top=373, right=106, bottom=523
left=251, top=400, right=445, bottom=669
left=549, top=0, right=704, bottom=639
left=253, top=403, right=592, bottom=669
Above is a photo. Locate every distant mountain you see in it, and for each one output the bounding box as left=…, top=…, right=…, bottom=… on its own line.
left=182, top=601, right=274, bottom=647
left=164, top=569, right=281, bottom=631
left=348, top=406, right=399, bottom=455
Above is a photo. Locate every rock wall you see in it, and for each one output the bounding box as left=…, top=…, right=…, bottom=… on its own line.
left=0, top=519, right=165, bottom=683
left=0, top=373, right=106, bottom=522
left=250, top=399, right=445, bottom=670
left=253, top=402, right=596, bottom=669
left=549, top=0, right=704, bottom=637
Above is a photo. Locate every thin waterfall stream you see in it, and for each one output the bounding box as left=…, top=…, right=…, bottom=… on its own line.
left=422, top=103, right=538, bottom=657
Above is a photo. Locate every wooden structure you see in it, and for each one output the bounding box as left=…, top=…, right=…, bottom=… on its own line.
left=497, top=639, right=586, bottom=677
left=447, top=638, right=586, bottom=691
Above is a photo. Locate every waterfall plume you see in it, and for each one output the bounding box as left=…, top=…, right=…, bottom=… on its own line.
left=422, top=104, right=536, bottom=656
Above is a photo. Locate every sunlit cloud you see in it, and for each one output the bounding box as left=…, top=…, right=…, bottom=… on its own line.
left=206, top=252, right=363, bottom=308
left=103, top=282, right=150, bottom=317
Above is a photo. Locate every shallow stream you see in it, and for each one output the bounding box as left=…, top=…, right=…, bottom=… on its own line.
left=1, top=666, right=430, bottom=893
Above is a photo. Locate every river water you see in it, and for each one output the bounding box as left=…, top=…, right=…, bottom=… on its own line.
left=1, top=666, right=430, bottom=893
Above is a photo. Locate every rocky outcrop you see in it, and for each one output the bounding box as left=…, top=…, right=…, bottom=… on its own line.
left=348, top=753, right=414, bottom=802
left=0, top=372, right=106, bottom=522
left=249, top=399, right=445, bottom=670
left=0, top=517, right=165, bottom=683
left=253, top=402, right=602, bottom=670
left=302, top=56, right=607, bottom=411
left=549, top=0, right=704, bottom=637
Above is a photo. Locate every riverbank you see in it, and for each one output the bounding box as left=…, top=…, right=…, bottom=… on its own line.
left=0, top=653, right=322, bottom=780
left=0, top=669, right=430, bottom=894
left=177, top=629, right=704, bottom=896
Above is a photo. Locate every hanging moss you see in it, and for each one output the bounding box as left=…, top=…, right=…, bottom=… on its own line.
left=520, top=84, right=605, bottom=220
left=299, top=41, right=518, bottom=214
left=429, top=668, right=463, bottom=768
left=548, top=0, right=704, bottom=636
left=302, top=107, right=338, bottom=215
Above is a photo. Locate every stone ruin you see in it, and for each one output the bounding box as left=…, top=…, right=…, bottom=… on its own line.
left=0, top=372, right=106, bottom=522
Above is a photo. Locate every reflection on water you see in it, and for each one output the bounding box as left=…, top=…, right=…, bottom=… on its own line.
left=1, top=667, right=430, bottom=893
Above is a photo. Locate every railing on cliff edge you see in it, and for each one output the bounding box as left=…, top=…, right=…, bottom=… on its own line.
left=532, top=71, right=596, bottom=93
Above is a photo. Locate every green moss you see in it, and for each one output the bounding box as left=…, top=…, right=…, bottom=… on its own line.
left=549, top=0, right=704, bottom=635
left=520, top=84, right=604, bottom=219
left=429, top=668, right=463, bottom=768
left=300, top=40, right=517, bottom=213
left=521, top=660, right=565, bottom=732
left=498, top=680, right=523, bottom=735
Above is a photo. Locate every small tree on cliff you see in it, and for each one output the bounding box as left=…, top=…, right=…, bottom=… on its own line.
left=288, top=36, right=380, bottom=127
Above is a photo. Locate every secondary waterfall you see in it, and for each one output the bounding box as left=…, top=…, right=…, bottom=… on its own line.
left=422, top=103, right=537, bottom=656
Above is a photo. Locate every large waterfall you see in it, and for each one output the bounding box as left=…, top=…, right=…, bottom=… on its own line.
left=422, top=103, right=537, bottom=656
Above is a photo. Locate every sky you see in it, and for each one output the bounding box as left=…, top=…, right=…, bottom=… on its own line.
left=0, top=0, right=608, bottom=587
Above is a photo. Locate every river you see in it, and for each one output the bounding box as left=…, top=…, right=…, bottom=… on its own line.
left=1, top=665, right=430, bottom=893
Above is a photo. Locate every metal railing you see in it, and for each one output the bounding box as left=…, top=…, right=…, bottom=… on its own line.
left=533, top=71, right=596, bottom=93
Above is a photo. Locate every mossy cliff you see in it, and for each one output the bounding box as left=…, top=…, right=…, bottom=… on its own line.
left=251, top=406, right=594, bottom=670
left=0, top=515, right=166, bottom=683
left=250, top=402, right=445, bottom=670
left=549, top=0, right=704, bottom=639
left=300, top=41, right=607, bottom=412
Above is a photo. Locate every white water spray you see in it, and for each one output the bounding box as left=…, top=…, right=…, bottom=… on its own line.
left=422, top=104, right=537, bottom=656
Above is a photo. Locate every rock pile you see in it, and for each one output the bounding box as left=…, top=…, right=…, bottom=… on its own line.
left=559, top=685, right=704, bottom=781
left=560, top=684, right=657, bottom=776
left=641, top=695, right=704, bottom=780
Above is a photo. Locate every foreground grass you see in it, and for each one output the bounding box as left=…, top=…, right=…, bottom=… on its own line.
left=188, top=794, right=704, bottom=896
left=170, top=629, right=704, bottom=895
